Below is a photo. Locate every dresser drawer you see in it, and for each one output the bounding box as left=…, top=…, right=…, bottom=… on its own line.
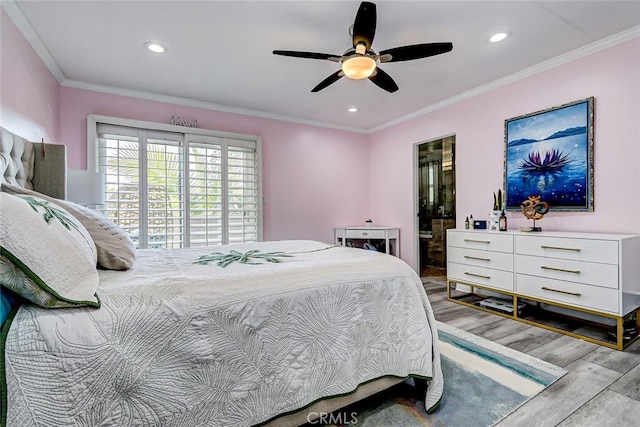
left=516, top=255, right=619, bottom=289
left=515, top=235, right=618, bottom=264
left=448, top=262, right=514, bottom=291
left=448, top=247, right=513, bottom=272
left=448, top=231, right=513, bottom=253
left=344, top=229, right=386, bottom=239
left=516, top=274, right=619, bottom=314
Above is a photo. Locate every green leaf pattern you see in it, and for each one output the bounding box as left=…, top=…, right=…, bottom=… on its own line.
left=22, top=196, right=80, bottom=232
left=194, top=249, right=293, bottom=267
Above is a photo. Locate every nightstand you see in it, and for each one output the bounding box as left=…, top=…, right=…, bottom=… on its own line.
left=334, top=226, right=400, bottom=257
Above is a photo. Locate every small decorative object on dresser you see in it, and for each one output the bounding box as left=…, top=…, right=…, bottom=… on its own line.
left=489, top=189, right=504, bottom=230
left=499, top=210, right=507, bottom=231
left=446, top=229, right=640, bottom=350
left=473, top=220, right=487, bottom=230
left=520, top=195, right=549, bottom=232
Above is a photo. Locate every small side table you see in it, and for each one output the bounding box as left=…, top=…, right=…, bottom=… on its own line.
left=334, top=226, right=400, bottom=257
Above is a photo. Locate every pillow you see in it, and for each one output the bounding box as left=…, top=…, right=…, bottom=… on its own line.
left=0, top=192, right=100, bottom=308
left=1, top=183, right=136, bottom=270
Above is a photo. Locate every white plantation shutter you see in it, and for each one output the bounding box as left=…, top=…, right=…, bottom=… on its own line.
left=97, top=125, right=143, bottom=246
left=94, top=119, right=261, bottom=248
left=187, top=135, right=223, bottom=247
left=145, top=132, right=184, bottom=249
left=227, top=143, right=258, bottom=243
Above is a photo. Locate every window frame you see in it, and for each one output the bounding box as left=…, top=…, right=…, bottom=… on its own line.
left=87, top=114, right=263, bottom=246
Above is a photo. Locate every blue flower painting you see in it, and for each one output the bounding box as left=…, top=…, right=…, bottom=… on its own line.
left=504, top=97, right=594, bottom=211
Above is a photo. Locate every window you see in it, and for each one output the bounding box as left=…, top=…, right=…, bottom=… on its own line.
left=89, top=116, right=261, bottom=249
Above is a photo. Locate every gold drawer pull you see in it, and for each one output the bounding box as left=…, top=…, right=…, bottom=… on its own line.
left=464, top=239, right=491, bottom=244
left=540, top=245, right=581, bottom=252
left=464, top=272, right=491, bottom=279
left=464, top=255, right=491, bottom=262
left=541, top=266, right=581, bottom=274
left=541, top=286, right=582, bottom=297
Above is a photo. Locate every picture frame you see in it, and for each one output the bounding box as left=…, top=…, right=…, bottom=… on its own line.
left=503, top=97, right=594, bottom=212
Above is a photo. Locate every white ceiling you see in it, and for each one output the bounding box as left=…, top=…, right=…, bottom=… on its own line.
left=6, top=1, right=640, bottom=133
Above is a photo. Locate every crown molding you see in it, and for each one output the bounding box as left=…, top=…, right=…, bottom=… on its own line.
left=369, top=25, right=640, bottom=133
left=62, top=80, right=367, bottom=134
left=1, top=0, right=66, bottom=84
left=5, top=0, right=637, bottom=136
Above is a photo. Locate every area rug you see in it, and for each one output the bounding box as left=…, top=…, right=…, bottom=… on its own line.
left=320, top=322, right=567, bottom=427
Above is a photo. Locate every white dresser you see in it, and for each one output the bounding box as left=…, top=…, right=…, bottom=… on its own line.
left=335, top=226, right=400, bottom=257
left=446, top=229, right=640, bottom=350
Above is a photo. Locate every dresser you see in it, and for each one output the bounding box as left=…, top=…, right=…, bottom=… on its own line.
left=335, top=226, right=400, bottom=257
left=446, top=229, right=640, bottom=350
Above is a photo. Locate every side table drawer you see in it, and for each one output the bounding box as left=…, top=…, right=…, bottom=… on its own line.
left=344, top=229, right=386, bottom=239
left=448, top=247, right=513, bottom=272
left=516, top=274, right=619, bottom=314
left=448, top=262, right=514, bottom=292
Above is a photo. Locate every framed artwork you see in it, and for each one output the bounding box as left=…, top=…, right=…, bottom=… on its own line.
left=503, top=97, right=594, bottom=212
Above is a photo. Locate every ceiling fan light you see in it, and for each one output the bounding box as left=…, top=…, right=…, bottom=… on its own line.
left=342, top=55, right=376, bottom=79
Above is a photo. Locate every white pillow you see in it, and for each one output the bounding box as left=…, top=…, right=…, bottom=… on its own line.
left=1, top=183, right=136, bottom=270
left=0, top=192, right=100, bottom=308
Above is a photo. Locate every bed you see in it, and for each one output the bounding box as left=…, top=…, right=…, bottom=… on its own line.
left=0, top=126, right=443, bottom=426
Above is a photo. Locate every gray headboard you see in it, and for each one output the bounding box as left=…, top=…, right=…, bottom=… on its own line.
left=0, top=126, right=67, bottom=199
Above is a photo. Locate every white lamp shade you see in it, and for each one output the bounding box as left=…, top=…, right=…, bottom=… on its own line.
left=67, top=170, right=106, bottom=205
left=341, top=55, right=376, bottom=79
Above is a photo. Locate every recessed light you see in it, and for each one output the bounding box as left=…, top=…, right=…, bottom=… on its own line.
left=348, top=107, right=359, bottom=113
left=144, top=41, right=166, bottom=54
left=489, top=32, right=509, bottom=43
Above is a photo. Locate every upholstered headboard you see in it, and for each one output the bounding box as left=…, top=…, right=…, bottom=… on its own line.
left=0, top=126, right=67, bottom=199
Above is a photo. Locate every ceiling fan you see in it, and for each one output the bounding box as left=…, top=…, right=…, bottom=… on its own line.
left=272, top=1, right=453, bottom=93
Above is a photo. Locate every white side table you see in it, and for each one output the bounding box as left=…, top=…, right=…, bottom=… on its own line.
left=334, top=226, right=400, bottom=257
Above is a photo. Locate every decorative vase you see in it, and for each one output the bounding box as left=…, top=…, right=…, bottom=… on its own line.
left=488, top=210, right=501, bottom=231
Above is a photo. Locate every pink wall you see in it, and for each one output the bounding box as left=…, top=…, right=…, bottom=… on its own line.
left=60, top=87, right=370, bottom=243
left=0, top=10, right=60, bottom=142
left=5, top=6, right=639, bottom=270
left=369, top=38, right=640, bottom=270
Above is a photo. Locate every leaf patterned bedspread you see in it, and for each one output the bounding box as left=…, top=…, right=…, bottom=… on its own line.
left=4, top=240, right=443, bottom=426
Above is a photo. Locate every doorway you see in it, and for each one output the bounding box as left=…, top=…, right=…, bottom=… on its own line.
left=415, top=136, right=456, bottom=281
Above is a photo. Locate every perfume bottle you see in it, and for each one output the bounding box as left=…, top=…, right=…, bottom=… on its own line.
left=464, top=216, right=469, bottom=229
left=469, top=214, right=474, bottom=229
left=499, top=211, right=507, bottom=231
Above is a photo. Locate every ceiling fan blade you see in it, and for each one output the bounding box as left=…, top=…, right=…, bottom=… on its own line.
left=378, top=42, right=453, bottom=63
left=273, top=50, right=341, bottom=62
left=311, top=71, right=343, bottom=92
left=352, top=2, right=376, bottom=51
left=369, top=67, right=398, bottom=93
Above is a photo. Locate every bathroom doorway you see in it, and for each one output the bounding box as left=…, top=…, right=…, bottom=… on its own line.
left=415, top=135, right=456, bottom=281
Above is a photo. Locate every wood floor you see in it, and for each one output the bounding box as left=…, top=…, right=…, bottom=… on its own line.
left=423, top=276, right=640, bottom=427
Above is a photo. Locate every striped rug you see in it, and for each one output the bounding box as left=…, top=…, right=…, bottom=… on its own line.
left=321, top=322, right=567, bottom=426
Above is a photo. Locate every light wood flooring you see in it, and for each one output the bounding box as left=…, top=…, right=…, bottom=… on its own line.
left=423, top=276, right=640, bottom=427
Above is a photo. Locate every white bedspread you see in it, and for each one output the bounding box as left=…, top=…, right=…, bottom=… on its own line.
left=4, top=240, right=443, bottom=426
